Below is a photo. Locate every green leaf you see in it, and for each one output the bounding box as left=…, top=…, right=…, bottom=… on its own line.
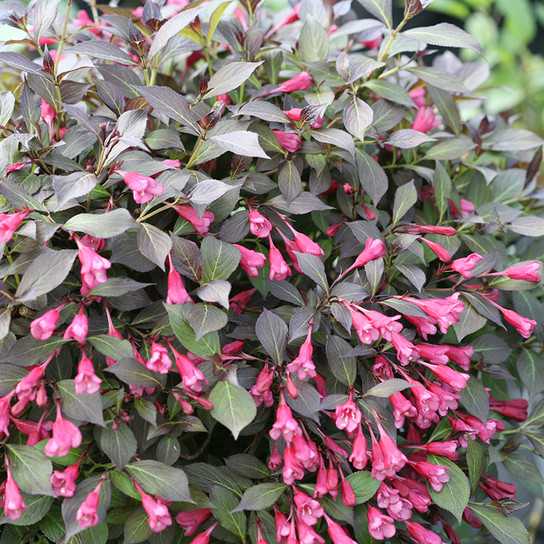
left=355, top=149, right=388, bottom=205
left=404, top=23, right=483, bottom=54
left=279, top=161, right=302, bottom=203
left=428, top=455, right=470, bottom=523
left=255, top=309, right=288, bottom=364
left=15, top=249, right=77, bottom=302
left=207, top=1, right=231, bottom=45
left=326, top=335, right=356, bottom=386
left=197, top=279, right=231, bottom=309
left=453, top=303, right=487, bottom=342
left=137, top=222, right=173, bottom=271
left=344, top=96, right=373, bottom=141
left=134, top=397, right=157, bottom=428
left=460, top=377, right=489, bottom=423
left=346, top=471, right=381, bottom=504
left=295, top=252, right=328, bottom=292
left=211, top=131, right=269, bottom=159
left=105, top=358, right=164, bottom=388
left=383, top=129, right=436, bottom=149
left=232, top=483, right=287, bottom=512
left=0, top=494, right=53, bottom=526
left=424, top=137, right=476, bottom=160
left=182, top=303, right=227, bottom=341
left=201, top=236, right=241, bottom=283
left=58, top=379, right=105, bottom=426
left=165, top=304, right=221, bottom=357
left=87, top=335, right=133, bottom=361
left=225, top=455, right=270, bottom=480
left=0, top=364, right=28, bottom=396
left=69, top=41, right=138, bottom=66
left=363, top=80, right=414, bottom=108
left=210, top=486, right=247, bottom=540
left=469, top=504, right=530, bottom=544
left=126, top=460, right=193, bottom=502
left=203, top=61, right=263, bottom=99
left=503, top=453, right=544, bottom=483
left=209, top=380, right=257, bottom=440
left=156, top=437, right=180, bottom=465
left=357, top=0, right=392, bottom=28
left=300, top=16, right=329, bottom=62
left=1, top=336, right=68, bottom=366
left=100, top=422, right=137, bottom=469
left=6, top=445, right=53, bottom=496
left=89, top=277, right=152, bottom=297
left=364, top=379, right=412, bottom=398
left=123, top=508, right=153, bottom=544
left=63, top=209, right=137, bottom=238
left=516, top=349, right=544, bottom=399
left=392, top=180, right=417, bottom=226
left=434, top=161, right=452, bottom=223
left=428, top=85, right=461, bottom=137
left=466, top=439, right=484, bottom=494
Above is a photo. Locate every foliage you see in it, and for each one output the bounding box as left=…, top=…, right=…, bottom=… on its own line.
left=0, top=0, right=543, bottom=543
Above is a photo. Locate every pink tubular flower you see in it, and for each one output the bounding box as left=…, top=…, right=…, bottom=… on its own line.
left=136, top=483, right=172, bottom=533
left=75, top=237, right=111, bottom=296
left=276, top=71, right=312, bottom=93
left=51, top=463, right=79, bottom=497
left=268, top=236, right=291, bottom=281
left=173, top=350, right=207, bottom=394
left=74, top=354, right=102, bottom=394
left=118, top=171, right=164, bottom=204
left=421, top=362, right=470, bottom=392
left=175, top=509, right=211, bottom=536
left=298, top=520, right=325, bottom=544
left=31, top=308, right=61, bottom=340
left=390, top=392, right=417, bottom=428
left=248, top=209, right=272, bottom=238
left=0, top=394, right=13, bottom=436
left=63, top=308, right=89, bottom=344
left=76, top=481, right=102, bottom=529
left=269, top=394, right=300, bottom=443
left=45, top=404, right=82, bottom=457
left=405, top=315, right=437, bottom=340
left=162, top=159, right=181, bottom=168
left=286, top=224, right=324, bottom=257
left=410, top=88, right=426, bottom=109
left=335, top=391, right=361, bottom=433
left=283, top=108, right=324, bottom=129
left=15, top=366, right=44, bottom=402
left=411, top=461, right=450, bottom=492
left=489, top=397, right=528, bottom=422
left=444, top=344, right=473, bottom=371
left=287, top=326, right=316, bottom=380
left=233, top=244, right=267, bottom=277
left=421, top=238, right=451, bottom=262
left=367, top=506, right=396, bottom=540
left=173, top=206, right=214, bottom=235
left=390, top=332, right=420, bottom=365
left=405, top=521, right=444, bottom=544
left=324, top=514, right=357, bottom=544
left=265, top=4, right=300, bottom=39
left=490, top=302, right=537, bottom=338
left=418, top=440, right=459, bottom=461
left=166, top=254, right=192, bottom=305
left=4, top=466, right=27, bottom=521
left=371, top=424, right=407, bottom=481
left=294, top=489, right=324, bottom=526
left=250, top=365, right=275, bottom=408
left=273, top=130, right=302, bottom=153
left=0, top=211, right=29, bottom=243
left=282, top=445, right=304, bottom=484
left=502, top=261, right=541, bottom=281
left=146, top=343, right=172, bottom=374
left=412, top=107, right=440, bottom=133
left=406, top=294, right=465, bottom=334
left=449, top=253, right=483, bottom=278
left=349, top=427, right=368, bottom=469
left=350, top=238, right=386, bottom=270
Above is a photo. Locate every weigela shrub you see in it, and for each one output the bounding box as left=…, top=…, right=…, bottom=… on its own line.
left=0, top=0, right=544, bottom=542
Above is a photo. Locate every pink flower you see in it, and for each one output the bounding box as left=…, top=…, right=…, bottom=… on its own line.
left=390, top=392, right=417, bottom=428
left=460, top=198, right=476, bottom=216
left=405, top=315, right=437, bottom=340
left=269, top=395, right=300, bottom=443
left=371, top=425, right=407, bottom=481
left=7, top=162, right=31, bottom=173
left=350, top=238, right=386, bottom=270
left=268, top=237, right=291, bottom=281
left=405, top=224, right=457, bottom=236
left=74, top=355, right=102, bottom=394
left=335, top=391, right=361, bottom=434
left=137, top=485, right=172, bottom=532
left=250, top=365, right=275, bottom=408
left=294, top=489, right=324, bottom=526
left=422, top=362, right=469, bottom=392
left=405, top=521, right=444, bottom=544
left=51, top=463, right=79, bottom=497
left=287, top=326, right=316, bottom=380
left=76, top=481, right=102, bottom=529
left=276, top=71, right=312, bottom=93
left=286, top=224, right=324, bottom=257
left=173, top=206, right=214, bottom=235
left=324, top=514, right=357, bottom=544
left=166, top=255, right=192, bottom=304
left=349, top=427, right=367, bottom=469
left=265, top=4, right=300, bottom=39
left=411, top=461, right=450, bottom=492
left=283, top=108, right=323, bottom=128
left=489, top=397, right=528, bottom=422
left=421, top=238, right=451, bottom=262
left=273, top=130, right=302, bottom=153
left=502, top=261, right=541, bottom=282
left=45, top=404, right=82, bottom=457
left=410, top=88, right=426, bottom=109
left=412, top=107, right=440, bottom=133
left=0, top=212, right=29, bottom=243
left=340, top=478, right=356, bottom=507
left=449, top=253, right=483, bottom=278
left=367, top=506, right=396, bottom=540
left=162, top=159, right=181, bottom=168
left=63, top=308, right=89, bottom=344
left=31, top=308, right=61, bottom=340
left=491, top=303, right=537, bottom=338
left=298, top=520, right=325, bottom=544
left=4, top=467, right=27, bottom=520
left=118, top=171, right=164, bottom=204
left=444, top=344, right=473, bottom=370
left=406, top=294, right=465, bottom=334
left=0, top=394, right=13, bottom=436
left=174, top=350, right=207, bottom=394
left=293, top=435, right=319, bottom=471
left=146, top=343, right=172, bottom=374
left=390, top=332, right=420, bottom=365
left=76, top=239, right=111, bottom=296
left=248, top=210, right=272, bottom=238
left=175, top=509, right=211, bottom=536
left=234, top=244, right=267, bottom=277
left=420, top=440, right=459, bottom=461
left=80, top=235, right=105, bottom=251
left=40, top=98, right=55, bottom=126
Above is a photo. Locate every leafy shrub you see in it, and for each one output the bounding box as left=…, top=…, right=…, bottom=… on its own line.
left=0, top=0, right=544, bottom=543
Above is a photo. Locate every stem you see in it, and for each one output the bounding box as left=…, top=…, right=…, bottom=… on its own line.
left=185, top=138, right=204, bottom=169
